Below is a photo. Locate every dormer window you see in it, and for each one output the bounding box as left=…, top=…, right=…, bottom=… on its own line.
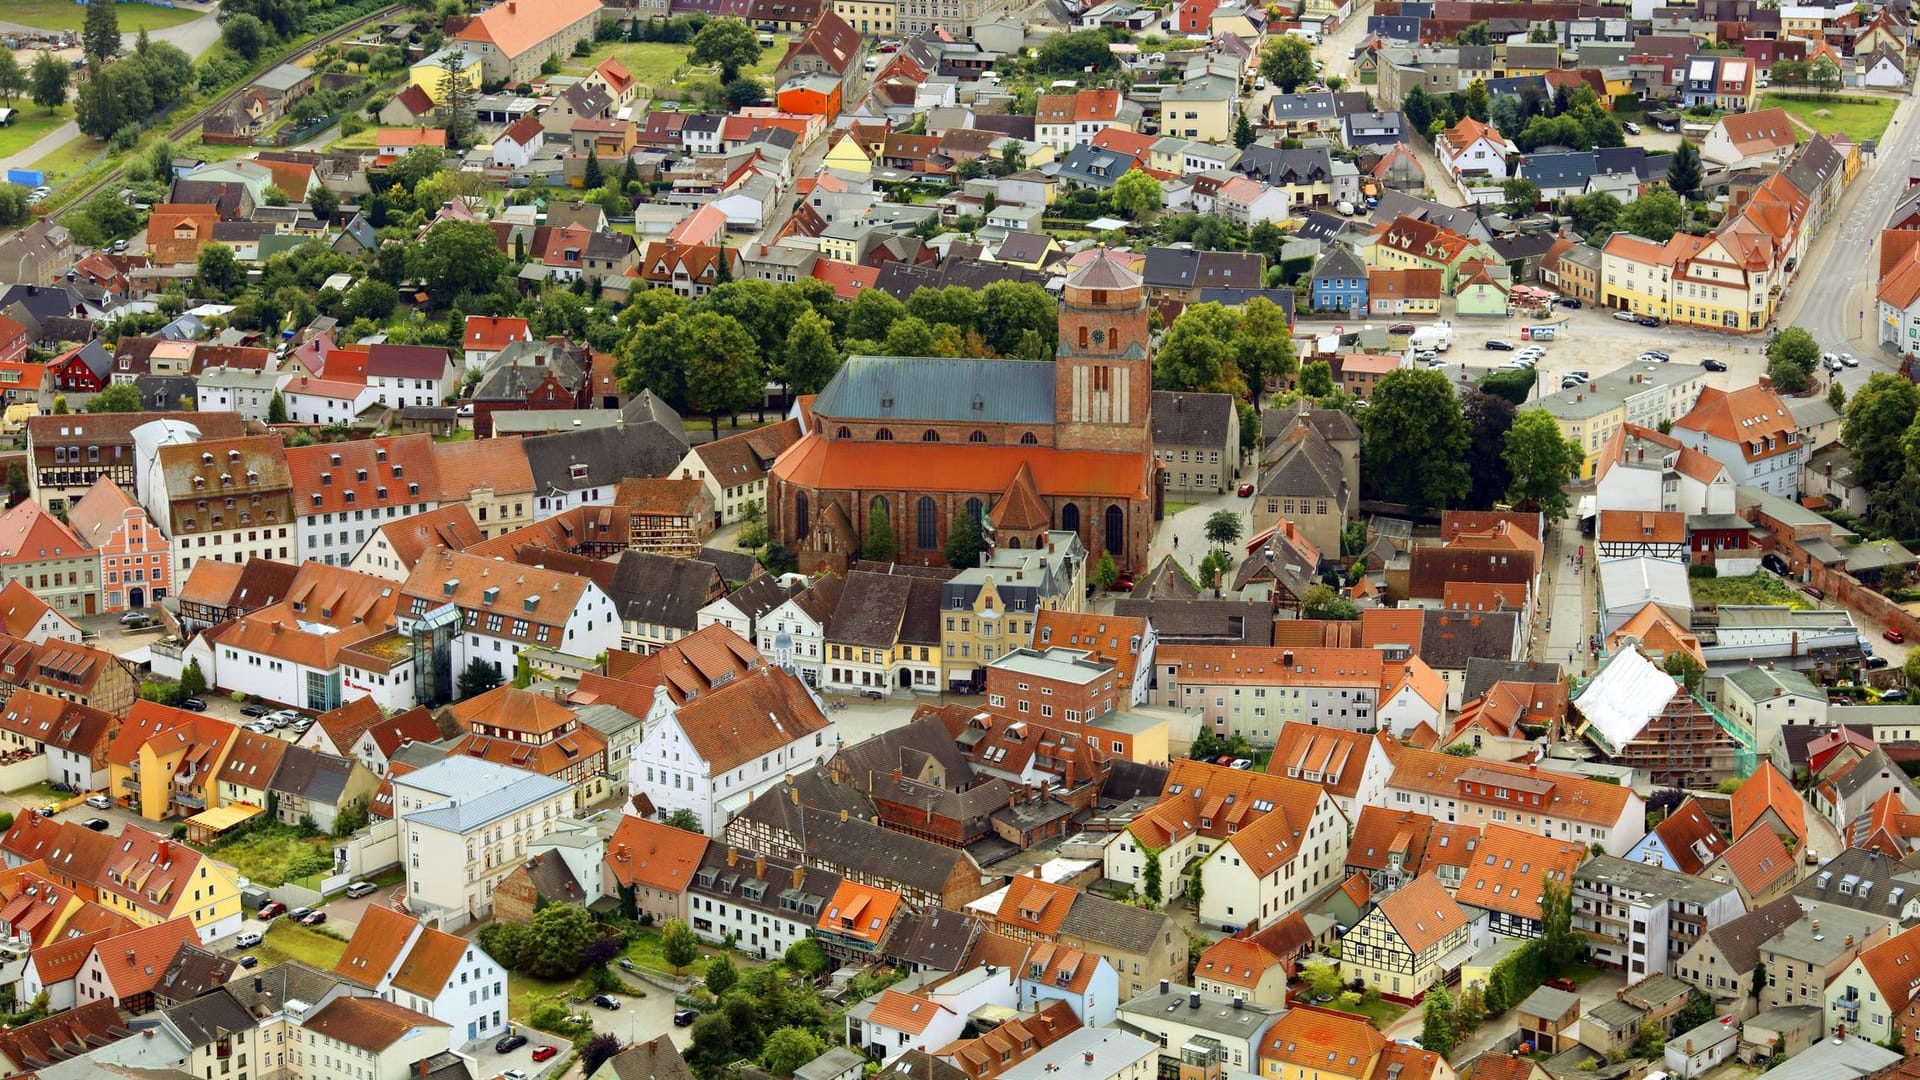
left=321, top=473, right=332, bottom=486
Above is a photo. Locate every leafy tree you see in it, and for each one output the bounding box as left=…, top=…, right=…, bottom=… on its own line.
left=1567, top=191, right=1623, bottom=238
left=864, top=500, right=897, bottom=562
left=406, top=222, right=506, bottom=306
left=6, top=462, right=26, bottom=504
left=83, top=0, right=122, bottom=64
left=944, top=506, right=987, bottom=569
left=705, top=953, right=739, bottom=997
left=1301, top=960, right=1344, bottom=999
left=1828, top=380, right=1847, bottom=413
left=665, top=808, right=703, bottom=833
left=778, top=308, right=841, bottom=396
left=0, top=185, right=25, bottom=230
left=1903, top=651, right=1920, bottom=687
left=1463, top=388, right=1517, bottom=510
left=0, top=51, right=26, bottom=107
left=1232, top=296, right=1295, bottom=400
left=1112, top=168, right=1163, bottom=222
left=761, top=1027, right=826, bottom=1076
left=581, top=1034, right=622, bottom=1077
left=1401, top=86, right=1434, bottom=135
left=1456, top=985, right=1488, bottom=1033
left=222, top=0, right=306, bottom=37
left=179, top=658, right=208, bottom=698
left=1300, top=582, right=1359, bottom=620
left=1633, top=1020, right=1667, bottom=1059
left=1092, top=552, right=1120, bottom=591
left=1035, top=30, right=1119, bottom=73
left=344, top=279, right=398, bottom=322
left=1463, top=78, right=1491, bottom=122
left=783, top=938, right=828, bottom=979
left=29, top=52, right=67, bottom=112
left=223, top=13, right=268, bottom=60
left=1155, top=304, right=1238, bottom=395
left=1667, top=138, right=1702, bottom=200
left=980, top=281, right=1056, bottom=358
left=50, top=396, right=67, bottom=415
left=1457, top=20, right=1491, bottom=44
left=1233, top=110, right=1255, bottom=150
left=267, top=391, right=288, bottom=424
left=523, top=903, right=596, bottom=978
left=1847, top=374, right=1920, bottom=491
left=387, top=145, right=446, bottom=192
left=1809, top=54, right=1842, bottom=95
left=660, top=917, right=699, bottom=974
left=1539, top=874, right=1579, bottom=969
left=690, top=18, right=761, bottom=81
left=1260, top=35, right=1316, bottom=92
left=1502, top=177, right=1540, bottom=217
left=1504, top=408, right=1583, bottom=520
left=1141, top=850, right=1163, bottom=906
left=724, top=75, right=765, bottom=109
left=684, top=312, right=764, bottom=436
left=84, top=383, right=143, bottom=413
left=457, top=657, right=503, bottom=699
left=1422, top=983, right=1457, bottom=1057
left=1617, top=186, right=1684, bottom=242
left=1300, top=359, right=1334, bottom=398
left=75, top=62, right=147, bottom=139
left=1362, top=369, right=1470, bottom=514
left=1665, top=650, right=1705, bottom=695
left=1204, top=509, right=1244, bottom=549
left=197, top=244, right=244, bottom=294
left=689, top=999, right=765, bottom=1076
left=1767, top=327, right=1821, bottom=392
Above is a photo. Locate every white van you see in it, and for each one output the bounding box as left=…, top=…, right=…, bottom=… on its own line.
left=236, top=930, right=263, bottom=948
left=1286, top=27, right=1320, bottom=44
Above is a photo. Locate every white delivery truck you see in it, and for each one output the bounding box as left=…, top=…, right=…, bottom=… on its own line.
left=1409, top=321, right=1453, bottom=353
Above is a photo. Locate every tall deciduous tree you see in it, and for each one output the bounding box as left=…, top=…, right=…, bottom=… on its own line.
left=1361, top=369, right=1470, bottom=514
left=660, top=918, right=699, bottom=974
left=779, top=308, right=841, bottom=397
left=944, top=507, right=987, bottom=570
left=29, top=52, right=66, bottom=112
left=1846, top=373, right=1920, bottom=491
left=1260, top=35, right=1316, bottom=92
left=1462, top=388, right=1517, bottom=510
left=1503, top=408, right=1583, bottom=520
left=683, top=312, right=762, bottom=437
left=84, top=383, right=143, bottom=413
left=1421, top=983, right=1457, bottom=1057
left=1112, top=168, right=1163, bottom=222
left=690, top=18, right=761, bottom=82
left=0, top=52, right=27, bottom=107
left=863, top=501, right=896, bottom=562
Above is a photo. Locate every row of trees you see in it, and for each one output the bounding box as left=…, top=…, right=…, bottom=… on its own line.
left=74, top=32, right=197, bottom=141
left=1153, top=298, right=1296, bottom=450
left=1840, top=373, right=1920, bottom=538
left=0, top=49, right=72, bottom=113
left=1358, top=369, right=1582, bottom=518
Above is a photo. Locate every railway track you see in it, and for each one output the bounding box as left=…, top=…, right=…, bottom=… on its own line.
left=52, top=2, right=404, bottom=220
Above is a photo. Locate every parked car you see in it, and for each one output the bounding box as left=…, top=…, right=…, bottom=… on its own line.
left=1639, top=350, right=1669, bottom=362
left=1613, top=310, right=1639, bottom=323
left=1843, top=353, right=1861, bottom=367
left=298, top=910, right=326, bottom=926
left=1236, top=482, right=1254, bottom=497
left=1485, top=339, right=1514, bottom=351
left=1636, top=315, right=1661, bottom=327
left=85, top=794, right=110, bottom=810
left=345, top=881, right=377, bottom=898
left=238, top=955, right=258, bottom=969
left=618, top=958, right=636, bottom=971
left=287, top=907, right=313, bottom=922
left=1388, top=323, right=1415, bottom=335
left=120, top=610, right=151, bottom=625
left=82, top=818, right=109, bottom=831
left=258, top=901, right=286, bottom=920
left=1762, top=553, right=1790, bottom=576
left=1545, top=977, right=1578, bottom=993
left=236, top=930, right=262, bottom=948
left=592, top=994, right=621, bottom=1010
left=1623, top=120, right=1642, bottom=135
left=531, top=1047, right=559, bottom=1063
left=1885, top=689, right=1910, bottom=702
left=1702, top=358, right=1727, bottom=372
left=1886, top=629, right=1906, bottom=644
left=496, top=1035, right=529, bottom=1054
left=240, top=704, right=268, bottom=718
left=674, top=1010, right=698, bottom=1027
left=1801, top=584, right=1826, bottom=600
left=1558, top=297, right=1582, bottom=308
left=1113, top=576, right=1135, bottom=592
left=1867, top=655, right=1891, bottom=669
left=180, top=698, right=208, bottom=712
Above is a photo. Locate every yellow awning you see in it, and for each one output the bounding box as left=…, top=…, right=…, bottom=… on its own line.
left=185, top=804, right=264, bottom=832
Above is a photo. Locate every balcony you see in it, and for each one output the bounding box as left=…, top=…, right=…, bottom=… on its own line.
left=172, top=789, right=205, bottom=810
left=1836, top=995, right=1860, bottom=1020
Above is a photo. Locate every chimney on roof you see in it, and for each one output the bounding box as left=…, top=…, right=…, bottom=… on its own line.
left=754, top=854, right=766, bottom=879
left=1031, top=864, right=1042, bottom=878
left=726, top=846, right=737, bottom=867
left=792, top=863, right=805, bottom=889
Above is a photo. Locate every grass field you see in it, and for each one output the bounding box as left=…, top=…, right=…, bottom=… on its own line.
left=0, top=106, right=71, bottom=162
left=2, top=0, right=206, bottom=32
left=561, top=38, right=783, bottom=107
left=29, top=131, right=104, bottom=185
left=251, top=921, right=348, bottom=970
left=1759, top=92, right=1899, bottom=144
left=1689, top=572, right=1811, bottom=610
left=210, top=826, right=336, bottom=887
left=623, top=926, right=718, bottom=979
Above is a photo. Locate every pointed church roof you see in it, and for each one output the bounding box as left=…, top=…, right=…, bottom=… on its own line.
left=990, top=462, right=1051, bottom=534
left=1066, top=248, right=1144, bottom=291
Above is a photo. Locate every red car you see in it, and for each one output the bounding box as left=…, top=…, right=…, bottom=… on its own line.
left=1886, top=629, right=1906, bottom=644
left=1113, top=576, right=1135, bottom=592
left=257, top=901, right=287, bottom=920
left=1237, top=482, right=1254, bottom=497
left=531, top=1047, right=559, bottom=1063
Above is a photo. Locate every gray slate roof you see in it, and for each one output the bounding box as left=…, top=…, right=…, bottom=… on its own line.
left=1151, top=391, right=1235, bottom=448
left=399, top=757, right=570, bottom=833
left=813, top=356, right=1056, bottom=425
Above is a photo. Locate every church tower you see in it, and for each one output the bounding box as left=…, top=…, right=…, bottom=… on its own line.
left=1054, top=249, right=1153, bottom=456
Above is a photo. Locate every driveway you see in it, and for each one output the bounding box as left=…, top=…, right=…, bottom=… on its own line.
left=1379, top=967, right=1628, bottom=1064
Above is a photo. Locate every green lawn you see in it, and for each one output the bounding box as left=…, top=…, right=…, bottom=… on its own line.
left=1759, top=92, right=1898, bottom=144
left=622, top=926, right=718, bottom=979
left=1689, top=572, right=1812, bottom=610
left=2, top=0, right=206, bottom=32
left=209, top=826, right=336, bottom=887
left=28, top=132, right=104, bottom=186
left=0, top=107, right=71, bottom=163
left=251, top=921, right=348, bottom=971
left=1327, top=994, right=1409, bottom=1027
left=1164, top=500, right=1197, bottom=515
left=559, top=37, right=784, bottom=108
left=508, top=969, right=581, bottom=1020
left=6, top=781, right=66, bottom=804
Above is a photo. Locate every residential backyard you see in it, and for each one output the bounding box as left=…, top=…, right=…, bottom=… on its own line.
left=251, top=921, right=348, bottom=971
left=1689, top=572, right=1811, bottom=609
left=206, top=824, right=337, bottom=887
left=1759, top=92, right=1898, bottom=144
left=559, top=38, right=783, bottom=109
left=2, top=0, right=206, bottom=32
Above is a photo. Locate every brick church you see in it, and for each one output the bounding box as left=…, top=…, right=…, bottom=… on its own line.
left=770, top=249, right=1163, bottom=573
